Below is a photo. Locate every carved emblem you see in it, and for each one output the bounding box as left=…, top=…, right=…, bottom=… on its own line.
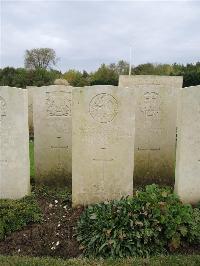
left=140, top=91, right=160, bottom=118
left=46, top=91, right=71, bottom=117
left=89, top=93, right=118, bottom=123
left=0, top=96, right=7, bottom=120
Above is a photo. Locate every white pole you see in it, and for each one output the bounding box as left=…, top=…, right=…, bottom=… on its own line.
left=129, top=46, right=132, bottom=76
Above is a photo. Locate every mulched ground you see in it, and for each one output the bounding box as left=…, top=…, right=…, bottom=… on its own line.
left=0, top=188, right=84, bottom=259
left=0, top=187, right=199, bottom=259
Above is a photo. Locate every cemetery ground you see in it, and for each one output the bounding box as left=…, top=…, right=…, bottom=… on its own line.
left=0, top=142, right=200, bottom=265
left=0, top=255, right=200, bottom=266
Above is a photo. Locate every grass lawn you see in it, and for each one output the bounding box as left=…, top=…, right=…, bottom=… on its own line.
left=29, top=141, right=34, bottom=178
left=0, top=255, right=200, bottom=266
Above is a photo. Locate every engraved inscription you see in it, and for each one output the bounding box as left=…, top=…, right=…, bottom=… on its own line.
left=46, top=91, right=71, bottom=117
left=89, top=93, right=118, bottom=123
left=137, top=128, right=161, bottom=151
left=0, top=96, right=7, bottom=120
left=92, top=158, right=114, bottom=191
left=137, top=147, right=160, bottom=151
left=28, top=103, right=32, bottom=111
left=140, top=92, right=160, bottom=118
left=0, top=159, right=8, bottom=165
left=51, top=136, right=68, bottom=172
left=0, top=97, right=7, bottom=167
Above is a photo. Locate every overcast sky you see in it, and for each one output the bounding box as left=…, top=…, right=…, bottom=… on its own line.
left=0, top=0, right=200, bottom=72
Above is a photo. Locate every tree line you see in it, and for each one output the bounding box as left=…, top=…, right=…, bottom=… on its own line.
left=0, top=48, right=200, bottom=88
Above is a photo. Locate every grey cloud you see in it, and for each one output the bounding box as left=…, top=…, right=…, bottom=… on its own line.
left=1, top=0, right=200, bottom=72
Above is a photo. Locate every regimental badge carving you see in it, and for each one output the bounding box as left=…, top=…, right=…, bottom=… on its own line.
left=0, top=96, right=7, bottom=120
left=46, top=91, right=71, bottom=117
left=140, top=91, right=160, bottom=118
left=89, top=93, right=118, bottom=123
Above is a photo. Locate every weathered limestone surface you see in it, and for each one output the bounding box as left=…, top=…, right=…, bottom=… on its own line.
left=54, top=79, right=69, bottom=86
left=175, top=85, right=200, bottom=204
left=0, top=86, right=30, bottom=199
left=119, top=75, right=183, bottom=185
left=72, top=85, right=135, bottom=206
left=33, top=85, right=72, bottom=186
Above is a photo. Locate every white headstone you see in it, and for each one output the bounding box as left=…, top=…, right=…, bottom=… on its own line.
left=33, top=85, right=72, bottom=186
left=0, top=86, right=30, bottom=199
left=175, top=85, right=200, bottom=204
left=72, top=85, right=135, bottom=206
left=119, top=75, right=183, bottom=185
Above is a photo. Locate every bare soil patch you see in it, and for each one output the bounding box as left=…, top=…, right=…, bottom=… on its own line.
left=0, top=187, right=83, bottom=258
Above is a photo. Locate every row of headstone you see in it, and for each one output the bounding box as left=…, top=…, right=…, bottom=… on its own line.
left=0, top=79, right=200, bottom=205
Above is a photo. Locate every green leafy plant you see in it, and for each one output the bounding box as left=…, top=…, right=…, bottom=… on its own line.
left=0, top=196, right=42, bottom=240
left=187, top=208, right=200, bottom=244
left=76, top=184, right=200, bottom=258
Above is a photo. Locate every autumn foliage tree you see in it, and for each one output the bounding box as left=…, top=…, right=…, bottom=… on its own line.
left=24, top=48, right=59, bottom=70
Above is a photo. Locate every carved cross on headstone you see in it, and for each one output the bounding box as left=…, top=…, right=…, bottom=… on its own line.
left=51, top=136, right=69, bottom=172
left=92, top=158, right=114, bottom=191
